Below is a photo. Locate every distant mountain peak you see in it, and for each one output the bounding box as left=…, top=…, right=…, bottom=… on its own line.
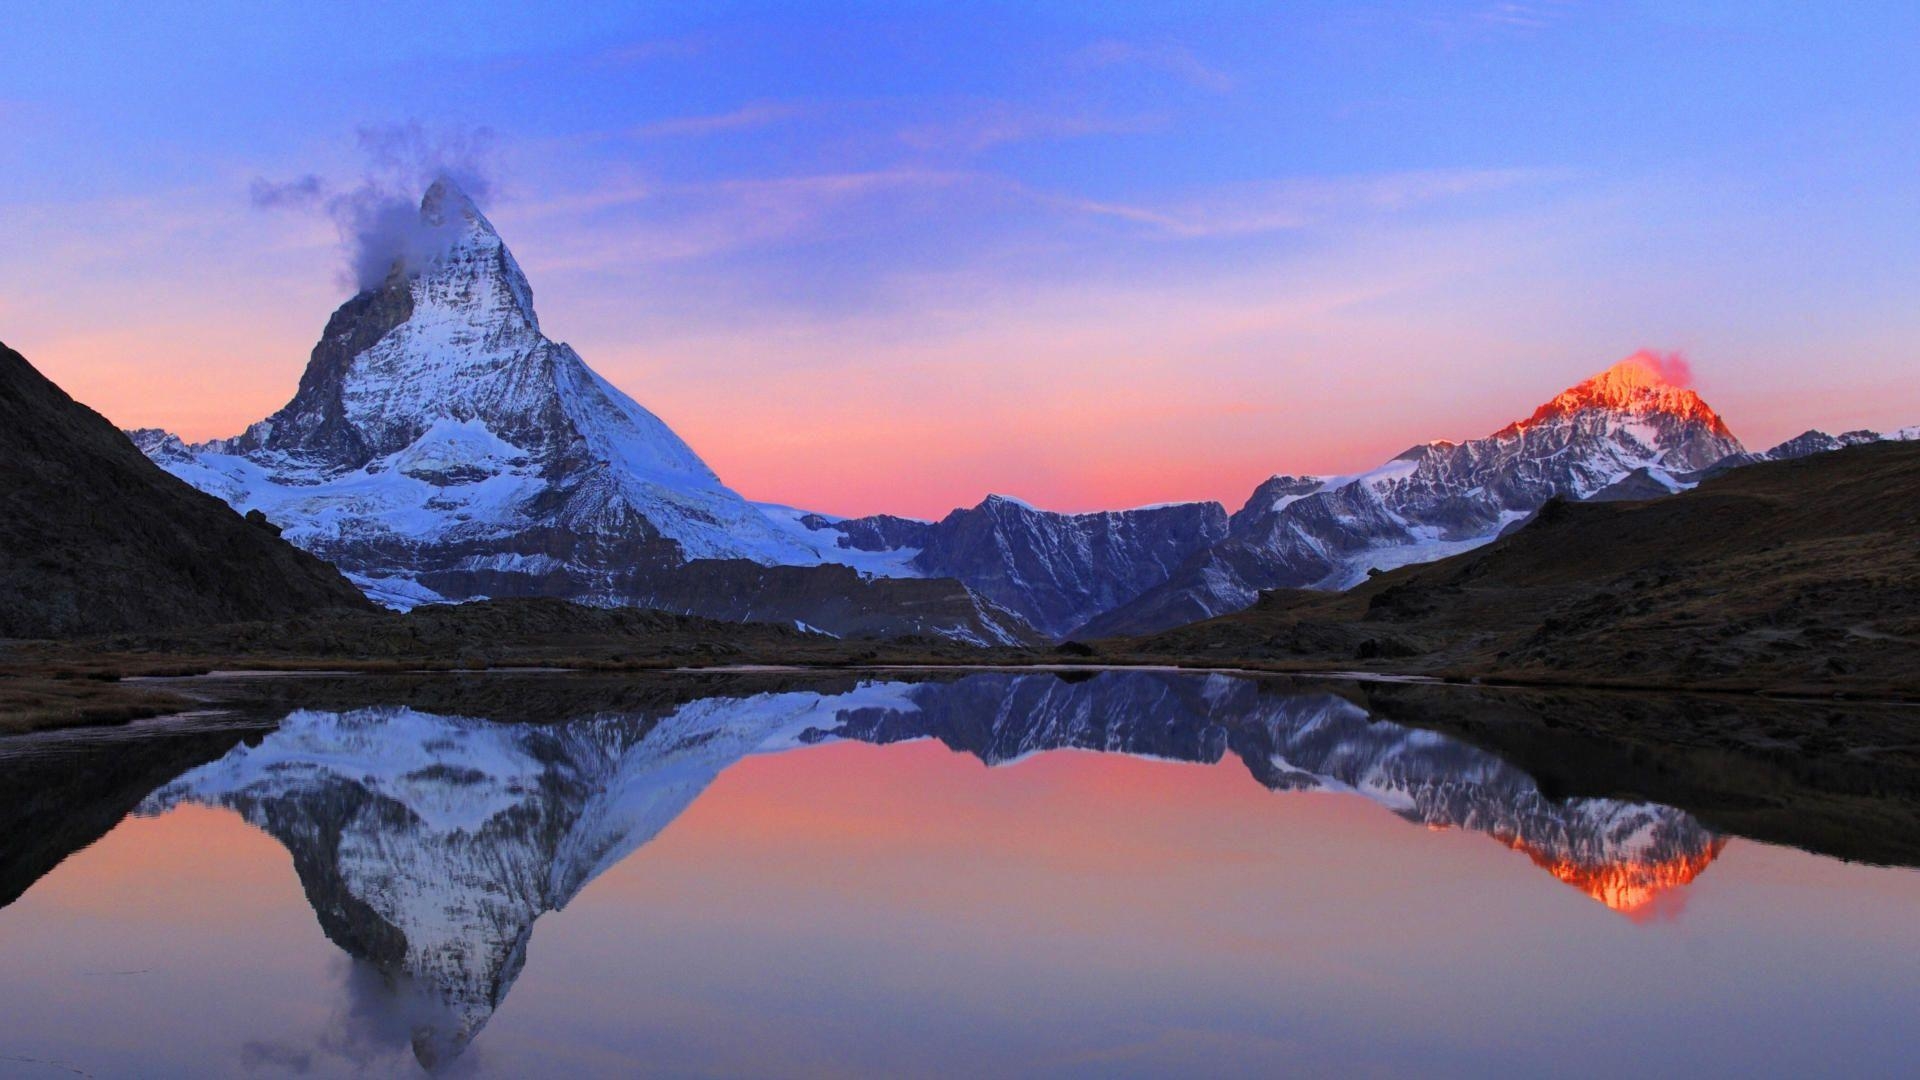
left=1509, top=353, right=1732, bottom=437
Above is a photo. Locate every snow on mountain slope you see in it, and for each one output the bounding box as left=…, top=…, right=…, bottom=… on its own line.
left=132, top=180, right=831, bottom=609
left=1078, top=355, right=1749, bottom=637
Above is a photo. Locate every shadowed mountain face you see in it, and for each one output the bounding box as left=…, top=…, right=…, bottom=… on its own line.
left=0, top=341, right=372, bottom=638
left=130, top=672, right=1721, bottom=1068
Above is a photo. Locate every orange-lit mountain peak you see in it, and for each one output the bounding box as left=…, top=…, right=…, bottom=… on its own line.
left=1503, top=351, right=1734, bottom=438
left=1511, top=835, right=1729, bottom=916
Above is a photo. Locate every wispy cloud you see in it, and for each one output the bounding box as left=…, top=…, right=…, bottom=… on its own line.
left=1469, top=1, right=1579, bottom=31
left=628, top=101, right=804, bottom=139
left=1072, top=39, right=1234, bottom=92
left=1052, top=167, right=1561, bottom=238
left=1399, top=0, right=1581, bottom=42
left=899, top=104, right=1166, bottom=153
left=517, top=168, right=983, bottom=271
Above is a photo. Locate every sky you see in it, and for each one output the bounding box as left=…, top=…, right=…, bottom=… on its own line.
left=3, top=1, right=1917, bottom=517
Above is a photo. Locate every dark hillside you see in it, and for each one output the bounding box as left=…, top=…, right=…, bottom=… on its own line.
left=0, top=341, right=372, bottom=637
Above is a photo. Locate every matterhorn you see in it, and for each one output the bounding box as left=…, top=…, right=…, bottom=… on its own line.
left=133, top=180, right=1026, bottom=643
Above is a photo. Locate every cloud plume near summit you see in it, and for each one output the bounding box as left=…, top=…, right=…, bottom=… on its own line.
left=250, top=122, right=497, bottom=292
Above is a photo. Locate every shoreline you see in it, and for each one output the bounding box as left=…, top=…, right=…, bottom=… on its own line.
left=7, top=653, right=1918, bottom=739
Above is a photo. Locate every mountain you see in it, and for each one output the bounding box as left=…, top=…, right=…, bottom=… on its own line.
left=1121, top=440, right=1920, bottom=695
left=1671, top=423, right=1920, bottom=483
left=787, top=497, right=1229, bottom=639
left=1077, top=355, right=1748, bottom=637
left=899, top=497, right=1229, bottom=638
left=0, top=340, right=371, bottom=638
left=132, top=181, right=1024, bottom=643
left=138, top=671, right=1720, bottom=1066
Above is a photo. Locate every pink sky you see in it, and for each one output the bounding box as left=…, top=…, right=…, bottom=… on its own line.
left=10, top=172, right=1914, bottom=521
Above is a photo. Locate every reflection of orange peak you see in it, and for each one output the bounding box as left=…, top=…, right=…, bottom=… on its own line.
left=1510, top=836, right=1729, bottom=914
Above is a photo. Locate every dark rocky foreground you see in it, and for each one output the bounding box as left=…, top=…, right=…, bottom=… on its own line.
left=0, top=340, right=372, bottom=638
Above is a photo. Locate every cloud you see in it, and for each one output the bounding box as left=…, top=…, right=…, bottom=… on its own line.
left=249, top=121, right=499, bottom=291
left=1053, top=167, right=1559, bottom=238
left=248, top=174, right=326, bottom=211
left=521, top=168, right=981, bottom=271
left=1469, top=1, right=1579, bottom=31
left=899, top=104, right=1166, bottom=153
left=1073, top=40, right=1234, bottom=92
left=628, top=101, right=803, bottom=139
left=1400, top=0, right=1581, bottom=42
left=1622, top=348, right=1694, bottom=387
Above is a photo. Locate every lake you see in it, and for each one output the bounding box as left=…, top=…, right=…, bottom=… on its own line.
left=0, top=670, right=1914, bottom=1078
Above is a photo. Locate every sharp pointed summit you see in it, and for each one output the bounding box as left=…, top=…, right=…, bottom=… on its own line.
left=136, top=186, right=872, bottom=608
left=1507, top=352, right=1735, bottom=447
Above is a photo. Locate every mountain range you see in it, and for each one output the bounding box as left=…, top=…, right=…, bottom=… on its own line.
left=1122, top=437, right=1920, bottom=696
left=128, top=180, right=1916, bottom=641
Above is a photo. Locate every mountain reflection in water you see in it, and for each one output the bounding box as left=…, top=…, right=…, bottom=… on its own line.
left=133, top=671, right=1722, bottom=1069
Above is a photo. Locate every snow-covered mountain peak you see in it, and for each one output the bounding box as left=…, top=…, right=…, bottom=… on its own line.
left=133, top=181, right=838, bottom=602
left=1509, top=354, right=1732, bottom=438
left=412, top=177, right=540, bottom=334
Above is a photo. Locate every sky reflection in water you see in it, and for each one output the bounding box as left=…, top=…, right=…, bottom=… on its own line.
left=0, top=671, right=1915, bottom=1078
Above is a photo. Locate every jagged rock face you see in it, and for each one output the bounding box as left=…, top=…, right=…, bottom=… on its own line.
left=139, top=672, right=1718, bottom=1067
left=803, top=512, right=933, bottom=553
left=1766, top=429, right=1881, bottom=461
left=898, top=496, right=1231, bottom=638
left=1078, top=358, right=1750, bottom=637
left=0, top=341, right=371, bottom=638
left=1665, top=424, right=1917, bottom=488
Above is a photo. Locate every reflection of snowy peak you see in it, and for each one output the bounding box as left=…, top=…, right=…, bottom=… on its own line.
left=140, top=688, right=912, bottom=1068
left=822, top=672, right=1723, bottom=912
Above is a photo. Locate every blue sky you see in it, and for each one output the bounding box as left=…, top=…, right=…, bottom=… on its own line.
left=3, top=1, right=1917, bottom=515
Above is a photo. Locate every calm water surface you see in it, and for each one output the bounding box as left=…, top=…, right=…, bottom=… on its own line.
left=0, top=671, right=1914, bottom=1078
